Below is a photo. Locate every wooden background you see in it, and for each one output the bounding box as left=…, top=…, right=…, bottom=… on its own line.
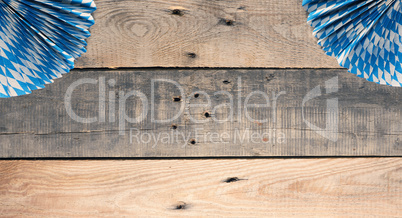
left=0, top=0, right=401, bottom=216
left=1, top=159, right=401, bottom=217
left=75, top=0, right=340, bottom=68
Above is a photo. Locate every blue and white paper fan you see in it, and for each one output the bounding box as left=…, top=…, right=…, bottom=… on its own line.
left=0, top=0, right=96, bottom=98
left=303, top=0, right=402, bottom=87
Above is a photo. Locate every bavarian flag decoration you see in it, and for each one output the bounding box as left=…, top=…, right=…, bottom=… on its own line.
left=303, top=0, right=402, bottom=87
left=0, top=0, right=96, bottom=97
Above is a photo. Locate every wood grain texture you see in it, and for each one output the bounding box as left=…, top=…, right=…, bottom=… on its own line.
left=0, top=159, right=401, bottom=217
left=75, top=0, right=340, bottom=68
left=0, top=69, right=400, bottom=157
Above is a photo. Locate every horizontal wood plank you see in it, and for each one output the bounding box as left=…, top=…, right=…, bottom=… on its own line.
left=0, top=159, right=401, bottom=217
left=76, top=0, right=340, bottom=68
left=0, top=69, right=400, bottom=157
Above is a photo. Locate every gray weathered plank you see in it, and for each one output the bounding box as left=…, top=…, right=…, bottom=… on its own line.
left=0, top=69, right=401, bottom=157
left=76, top=0, right=340, bottom=68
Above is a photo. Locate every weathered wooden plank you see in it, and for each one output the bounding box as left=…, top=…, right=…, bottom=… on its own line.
left=0, top=69, right=400, bottom=157
left=0, top=159, right=401, bottom=216
left=76, top=0, right=340, bottom=68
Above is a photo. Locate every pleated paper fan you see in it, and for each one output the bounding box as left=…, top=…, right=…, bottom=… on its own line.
left=0, top=0, right=96, bottom=98
left=303, top=0, right=402, bottom=87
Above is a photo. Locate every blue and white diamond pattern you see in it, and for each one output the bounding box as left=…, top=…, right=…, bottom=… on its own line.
left=303, top=0, right=402, bottom=87
left=0, top=0, right=96, bottom=97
